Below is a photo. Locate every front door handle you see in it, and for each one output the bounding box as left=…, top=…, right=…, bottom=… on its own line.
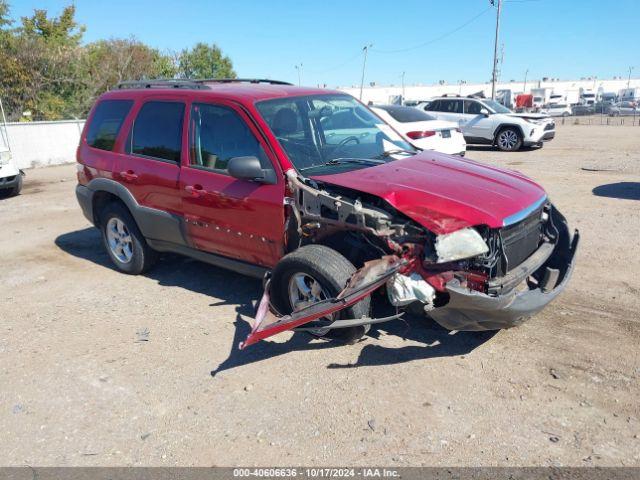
left=119, top=170, right=138, bottom=182
left=185, top=184, right=208, bottom=197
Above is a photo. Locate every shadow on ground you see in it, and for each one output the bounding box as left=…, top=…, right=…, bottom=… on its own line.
left=466, top=145, right=540, bottom=153
left=592, top=182, right=640, bottom=201
left=55, top=227, right=495, bottom=375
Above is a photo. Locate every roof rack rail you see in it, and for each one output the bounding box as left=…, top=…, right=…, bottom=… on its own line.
left=441, top=93, right=461, bottom=97
left=116, top=80, right=211, bottom=90
left=116, top=78, right=294, bottom=91
left=195, top=78, right=293, bottom=86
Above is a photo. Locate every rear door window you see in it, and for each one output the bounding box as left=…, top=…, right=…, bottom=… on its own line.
left=86, top=100, right=133, bottom=151
left=440, top=99, right=463, bottom=113
left=129, top=101, right=185, bottom=162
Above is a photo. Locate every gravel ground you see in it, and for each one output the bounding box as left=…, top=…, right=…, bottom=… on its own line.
left=0, top=123, right=639, bottom=467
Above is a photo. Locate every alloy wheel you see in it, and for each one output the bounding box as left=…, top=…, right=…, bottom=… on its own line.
left=288, top=272, right=332, bottom=336
left=106, top=217, right=133, bottom=264
left=498, top=129, right=519, bottom=150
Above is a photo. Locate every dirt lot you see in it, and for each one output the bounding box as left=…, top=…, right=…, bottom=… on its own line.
left=1, top=123, right=639, bottom=467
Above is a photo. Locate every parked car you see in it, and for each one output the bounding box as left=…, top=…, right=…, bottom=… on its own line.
left=371, top=105, right=466, bottom=156
left=572, top=104, right=595, bottom=116
left=0, top=120, right=22, bottom=197
left=608, top=101, right=639, bottom=116
left=75, top=79, right=578, bottom=349
left=417, top=96, right=556, bottom=151
left=542, top=103, right=572, bottom=117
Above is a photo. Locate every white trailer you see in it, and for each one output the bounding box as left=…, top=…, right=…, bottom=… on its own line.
left=619, top=88, right=640, bottom=103
left=530, top=88, right=551, bottom=109
left=0, top=97, right=23, bottom=197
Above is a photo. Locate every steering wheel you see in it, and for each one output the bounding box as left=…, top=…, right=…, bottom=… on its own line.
left=331, top=135, right=360, bottom=156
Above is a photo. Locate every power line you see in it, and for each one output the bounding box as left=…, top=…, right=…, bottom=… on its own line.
left=371, top=7, right=492, bottom=55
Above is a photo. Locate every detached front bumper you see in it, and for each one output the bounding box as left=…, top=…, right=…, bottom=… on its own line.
left=429, top=215, right=579, bottom=331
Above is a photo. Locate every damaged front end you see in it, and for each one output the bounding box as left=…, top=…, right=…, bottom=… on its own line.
left=240, top=169, right=579, bottom=349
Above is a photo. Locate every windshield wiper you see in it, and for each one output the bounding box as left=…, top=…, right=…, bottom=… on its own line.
left=371, top=149, right=417, bottom=159
left=299, top=158, right=384, bottom=171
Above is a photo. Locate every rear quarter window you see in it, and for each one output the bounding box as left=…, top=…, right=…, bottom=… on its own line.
left=86, top=100, right=134, bottom=151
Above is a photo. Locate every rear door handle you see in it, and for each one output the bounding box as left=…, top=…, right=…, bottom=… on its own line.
left=185, top=184, right=208, bottom=197
left=119, top=170, right=138, bottom=182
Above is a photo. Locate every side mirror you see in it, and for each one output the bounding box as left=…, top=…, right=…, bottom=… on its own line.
left=479, top=108, right=490, bottom=116
left=228, top=156, right=276, bottom=184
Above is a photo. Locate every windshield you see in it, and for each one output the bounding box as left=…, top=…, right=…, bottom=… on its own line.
left=255, top=94, right=415, bottom=175
left=482, top=99, right=512, bottom=114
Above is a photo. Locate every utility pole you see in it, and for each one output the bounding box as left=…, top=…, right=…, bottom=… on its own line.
left=523, top=68, right=529, bottom=92
left=294, top=63, right=303, bottom=86
left=359, top=44, right=373, bottom=101
left=628, top=66, right=634, bottom=89
left=401, top=71, right=406, bottom=102
left=490, top=0, right=502, bottom=100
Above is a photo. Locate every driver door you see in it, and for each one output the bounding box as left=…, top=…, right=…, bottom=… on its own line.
left=179, top=100, right=285, bottom=268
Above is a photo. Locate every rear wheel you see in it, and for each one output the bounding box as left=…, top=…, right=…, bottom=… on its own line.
left=496, top=127, right=523, bottom=151
left=270, top=245, right=370, bottom=344
left=99, top=202, right=158, bottom=274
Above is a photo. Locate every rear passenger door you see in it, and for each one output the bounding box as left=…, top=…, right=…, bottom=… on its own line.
left=179, top=101, right=285, bottom=268
left=117, top=99, right=185, bottom=217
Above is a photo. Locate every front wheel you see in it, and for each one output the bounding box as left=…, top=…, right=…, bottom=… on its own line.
left=270, top=245, right=370, bottom=344
left=495, top=127, right=523, bottom=152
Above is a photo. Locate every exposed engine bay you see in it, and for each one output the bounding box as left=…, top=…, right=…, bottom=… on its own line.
left=240, top=169, right=579, bottom=349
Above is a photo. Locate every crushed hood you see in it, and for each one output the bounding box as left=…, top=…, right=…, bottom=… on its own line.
left=312, top=152, right=546, bottom=234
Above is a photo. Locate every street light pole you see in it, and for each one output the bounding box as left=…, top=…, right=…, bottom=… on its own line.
left=490, top=0, right=502, bottom=100
left=523, top=68, right=529, bottom=92
left=294, top=63, right=303, bottom=86
left=628, top=66, right=634, bottom=89
left=359, top=44, right=373, bottom=101
left=401, top=71, right=405, bottom=102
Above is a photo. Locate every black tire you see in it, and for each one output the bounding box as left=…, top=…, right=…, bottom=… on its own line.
left=99, top=202, right=158, bottom=275
left=495, top=127, right=523, bottom=152
left=270, top=244, right=370, bottom=344
left=0, top=175, right=22, bottom=198
left=9, top=175, right=23, bottom=197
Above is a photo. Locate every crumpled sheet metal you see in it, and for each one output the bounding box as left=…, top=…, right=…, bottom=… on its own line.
left=239, top=256, right=404, bottom=349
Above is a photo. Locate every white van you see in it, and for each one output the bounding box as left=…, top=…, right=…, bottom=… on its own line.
left=0, top=101, right=22, bottom=197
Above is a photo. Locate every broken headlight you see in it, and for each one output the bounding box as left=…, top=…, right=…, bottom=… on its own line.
left=434, top=227, right=489, bottom=263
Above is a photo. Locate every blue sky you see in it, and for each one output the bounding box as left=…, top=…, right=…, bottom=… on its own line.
left=9, top=0, right=640, bottom=87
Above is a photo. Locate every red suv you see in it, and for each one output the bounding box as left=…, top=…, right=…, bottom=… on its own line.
left=76, top=79, right=579, bottom=349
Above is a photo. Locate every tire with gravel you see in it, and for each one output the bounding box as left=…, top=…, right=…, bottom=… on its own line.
left=495, top=127, right=523, bottom=152
left=270, top=244, right=370, bottom=344
left=99, top=202, right=158, bottom=275
left=0, top=175, right=22, bottom=198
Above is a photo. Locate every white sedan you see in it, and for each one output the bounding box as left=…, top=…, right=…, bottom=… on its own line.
left=371, top=105, right=466, bottom=156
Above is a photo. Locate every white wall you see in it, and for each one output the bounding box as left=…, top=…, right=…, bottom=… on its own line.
left=5, top=120, right=85, bottom=170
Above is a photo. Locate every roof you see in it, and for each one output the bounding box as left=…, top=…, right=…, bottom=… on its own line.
left=100, top=80, right=345, bottom=104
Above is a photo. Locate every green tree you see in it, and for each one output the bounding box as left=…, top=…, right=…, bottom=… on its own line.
left=178, top=42, right=236, bottom=79
left=75, top=38, right=177, bottom=113
left=20, top=5, right=84, bottom=45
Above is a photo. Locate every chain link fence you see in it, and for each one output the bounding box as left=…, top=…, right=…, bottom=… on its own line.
left=557, top=114, right=639, bottom=126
